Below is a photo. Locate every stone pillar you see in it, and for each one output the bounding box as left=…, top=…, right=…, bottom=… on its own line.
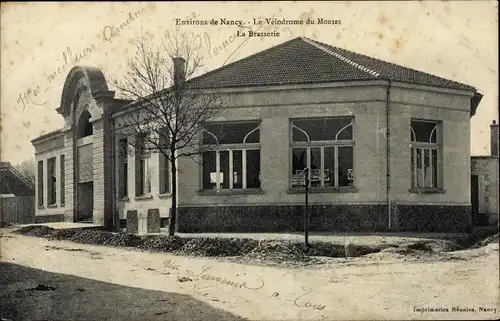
left=126, top=210, right=139, bottom=234
left=62, top=127, right=75, bottom=222
left=147, top=208, right=161, bottom=233
left=92, top=119, right=105, bottom=226
left=92, top=91, right=116, bottom=229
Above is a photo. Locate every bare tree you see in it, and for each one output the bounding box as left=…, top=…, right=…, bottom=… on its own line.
left=112, top=32, right=224, bottom=236
left=15, top=159, right=36, bottom=187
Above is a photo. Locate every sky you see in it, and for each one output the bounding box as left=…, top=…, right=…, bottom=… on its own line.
left=1, top=1, right=498, bottom=165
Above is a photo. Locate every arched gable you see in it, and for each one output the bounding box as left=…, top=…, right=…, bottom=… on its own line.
left=56, top=66, right=110, bottom=122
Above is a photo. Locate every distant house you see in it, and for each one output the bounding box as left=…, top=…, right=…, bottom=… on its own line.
left=0, top=162, right=35, bottom=196
left=471, top=121, right=499, bottom=226
left=31, top=37, right=498, bottom=232
left=0, top=162, right=36, bottom=224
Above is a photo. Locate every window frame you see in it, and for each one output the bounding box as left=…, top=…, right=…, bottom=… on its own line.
left=201, top=121, right=261, bottom=191
left=289, top=117, right=356, bottom=190
left=410, top=119, right=443, bottom=191
left=37, top=160, right=44, bottom=207
left=60, top=155, right=65, bottom=206
left=118, top=138, right=129, bottom=199
left=47, top=157, right=57, bottom=206
left=135, top=133, right=152, bottom=197
left=158, top=127, right=170, bottom=195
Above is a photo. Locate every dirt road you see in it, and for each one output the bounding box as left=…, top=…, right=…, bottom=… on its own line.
left=1, top=230, right=499, bottom=320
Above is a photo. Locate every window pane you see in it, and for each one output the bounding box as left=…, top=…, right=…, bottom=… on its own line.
left=158, top=127, right=169, bottom=149
left=202, top=130, right=218, bottom=145
left=293, top=118, right=353, bottom=141
left=118, top=139, right=128, bottom=198
left=336, top=123, right=353, bottom=140
left=410, top=148, right=415, bottom=188
left=246, top=150, right=261, bottom=188
left=244, top=129, right=259, bottom=143
left=136, top=158, right=145, bottom=196
left=202, top=151, right=216, bottom=190
left=233, top=150, right=243, bottom=189
left=338, top=147, right=353, bottom=186
left=135, top=134, right=145, bottom=155
left=292, top=148, right=307, bottom=187
left=324, top=147, right=335, bottom=187
left=47, top=158, right=56, bottom=205
left=38, top=161, right=43, bottom=206
left=122, top=160, right=128, bottom=197
left=430, top=128, right=437, bottom=144
left=310, top=148, right=321, bottom=187
left=432, top=149, right=438, bottom=188
left=146, top=159, right=152, bottom=194
left=60, top=155, right=65, bottom=204
left=424, top=149, right=431, bottom=188
left=416, top=148, right=423, bottom=187
left=411, top=121, right=437, bottom=143
left=220, top=151, right=229, bottom=189
left=203, top=122, right=260, bottom=144
left=159, top=154, right=169, bottom=194
left=292, top=126, right=309, bottom=142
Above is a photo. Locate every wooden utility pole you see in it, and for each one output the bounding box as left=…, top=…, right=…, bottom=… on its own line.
left=304, top=167, right=310, bottom=247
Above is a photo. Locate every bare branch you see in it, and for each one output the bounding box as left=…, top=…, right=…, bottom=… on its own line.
left=110, top=30, right=225, bottom=236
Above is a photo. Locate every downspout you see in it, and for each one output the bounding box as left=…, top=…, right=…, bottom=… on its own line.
left=386, top=79, right=392, bottom=231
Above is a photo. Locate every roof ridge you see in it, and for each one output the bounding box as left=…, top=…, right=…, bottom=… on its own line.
left=315, top=39, right=476, bottom=91
left=301, top=37, right=380, bottom=77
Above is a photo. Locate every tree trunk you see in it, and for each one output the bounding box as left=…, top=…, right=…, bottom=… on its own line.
left=168, top=157, right=177, bottom=237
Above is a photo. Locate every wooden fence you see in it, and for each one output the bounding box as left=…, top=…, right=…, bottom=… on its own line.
left=0, top=195, right=35, bottom=224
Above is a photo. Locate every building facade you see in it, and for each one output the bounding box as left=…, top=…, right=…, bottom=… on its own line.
left=32, top=37, right=498, bottom=233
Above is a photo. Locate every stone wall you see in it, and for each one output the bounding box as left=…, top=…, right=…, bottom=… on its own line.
left=177, top=204, right=471, bottom=233
left=472, top=156, right=499, bottom=225
left=35, top=214, right=65, bottom=223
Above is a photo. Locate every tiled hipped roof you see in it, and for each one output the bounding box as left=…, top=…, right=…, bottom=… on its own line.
left=188, top=37, right=477, bottom=92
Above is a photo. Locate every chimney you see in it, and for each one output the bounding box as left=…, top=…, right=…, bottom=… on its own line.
left=173, top=57, right=186, bottom=87
left=491, top=120, right=499, bottom=157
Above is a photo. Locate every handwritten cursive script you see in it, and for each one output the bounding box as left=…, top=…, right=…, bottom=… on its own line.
left=294, top=286, right=327, bottom=312
left=103, top=8, right=145, bottom=42
left=163, top=259, right=180, bottom=270
left=186, top=265, right=264, bottom=290
left=15, top=8, right=145, bottom=112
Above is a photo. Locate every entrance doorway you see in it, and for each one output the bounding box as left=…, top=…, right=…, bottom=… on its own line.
left=471, top=175, right=479, bottom=225
left=76, top=110, right=94, bottom=223
left=77, top=182, right=93, bottom=222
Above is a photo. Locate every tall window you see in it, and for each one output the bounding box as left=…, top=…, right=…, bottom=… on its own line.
left=47, top=157, right=56, bottom=205
left=37, top=160, right=43, bottom=207
left=77, top=110, right=93, bottom=138
left=118, top=138, right=128, bottom=198
left=135, top=134, right=151, bottom=196
left=60, top=155, right=65, bottom=205
left=410, top=120, right=441, bottom=189
left=159, top=128, right=170, bottom=194
left=291, top=117, right=355, bottom=188
left=202, top=121, right=261, bottom=190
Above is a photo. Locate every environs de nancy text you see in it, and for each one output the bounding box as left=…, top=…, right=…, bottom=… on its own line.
left=175, top=17, right=341, bottom=26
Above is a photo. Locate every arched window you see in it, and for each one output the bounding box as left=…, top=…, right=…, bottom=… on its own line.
left=77, top=111, right=93, bottom=138
left=290, top=117, right=355, bottom=188
left=201, top=121, right=261, bottom=190
left=410, top=120, right=441, bottom=189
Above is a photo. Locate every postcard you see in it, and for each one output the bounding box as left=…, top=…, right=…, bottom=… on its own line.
left=1, top=1, right=498, bottom=320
